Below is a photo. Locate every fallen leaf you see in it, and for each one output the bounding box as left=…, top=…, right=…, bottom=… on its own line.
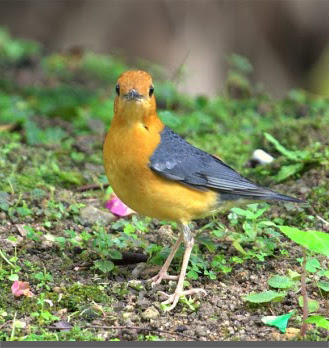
left=105, top=195, right=134, bottom=217
left=11, top=281, right=34, bottom=297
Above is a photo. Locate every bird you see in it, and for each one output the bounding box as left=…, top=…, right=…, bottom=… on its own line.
left=103, top=70, right=304, bottom=311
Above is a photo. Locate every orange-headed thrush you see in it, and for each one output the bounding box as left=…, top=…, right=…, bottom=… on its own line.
left=103, top=70, right=304, bottom=311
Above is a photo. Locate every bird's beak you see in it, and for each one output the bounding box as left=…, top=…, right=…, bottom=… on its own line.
left=124, top=89, right=143, bottom=101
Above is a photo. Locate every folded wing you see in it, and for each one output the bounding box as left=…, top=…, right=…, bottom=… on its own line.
left=149, top=127, right=303, bottom=203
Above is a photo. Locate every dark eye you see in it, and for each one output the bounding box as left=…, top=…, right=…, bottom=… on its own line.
left=149, top=85, right=154, bottom=97
left=115, top=84, right=120, bottom=96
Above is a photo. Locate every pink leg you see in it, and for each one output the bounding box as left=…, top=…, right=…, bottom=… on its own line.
left=148, top=233, right=183, bottom=286
left=158, top=223, right=207, bottom=311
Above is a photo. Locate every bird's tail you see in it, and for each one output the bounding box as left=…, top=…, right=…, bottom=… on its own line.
left=262, top=191, right=306, bottom=204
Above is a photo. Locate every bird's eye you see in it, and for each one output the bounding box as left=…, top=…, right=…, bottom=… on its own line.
left=149, top=85, right=154, bottom=97
left=115, top=84, right=120, bottom=96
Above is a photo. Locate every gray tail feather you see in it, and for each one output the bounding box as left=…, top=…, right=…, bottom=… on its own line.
left=263, top=192, right=306, bottom=204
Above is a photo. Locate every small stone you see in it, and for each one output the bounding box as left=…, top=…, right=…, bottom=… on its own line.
left=80, top=205, right=116, bottom=226
left=251, top=149, right=274, bottom=165
left=142, top=306, right=159, bottom=320
left=175, top=325, right=188, bottom=332
left=198, top=302, right=215, bottom=317
left=195, top=325, right=207, bottom=337
left=131, top=263, right=147, bottom=278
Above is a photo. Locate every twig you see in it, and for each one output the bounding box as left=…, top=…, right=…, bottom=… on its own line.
left=47, top=325, right=196, bottom=340
left=316, top=215, right=329, bottom=226
left=0, top=249, right=15, bottom=267
left=0, top=320, right=12, bottom=331
left=75, top=183, right=109, bottom=192
left=300, top=248, right=309, bottom=337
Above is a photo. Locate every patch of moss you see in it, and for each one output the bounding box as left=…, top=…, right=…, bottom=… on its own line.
left=48, top=284, right=112, bottom=311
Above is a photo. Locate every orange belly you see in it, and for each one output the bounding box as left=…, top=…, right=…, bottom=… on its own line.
left=103, top=122, right=219, bottom=223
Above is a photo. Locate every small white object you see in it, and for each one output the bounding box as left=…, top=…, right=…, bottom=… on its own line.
left=252, top=149, right=274, bottom=165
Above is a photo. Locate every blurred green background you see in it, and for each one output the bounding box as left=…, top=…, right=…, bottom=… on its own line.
left=1, top=0, right=329, bottom=97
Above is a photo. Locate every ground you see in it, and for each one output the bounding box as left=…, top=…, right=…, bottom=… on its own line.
left=0, top=30, right=329, bottom=341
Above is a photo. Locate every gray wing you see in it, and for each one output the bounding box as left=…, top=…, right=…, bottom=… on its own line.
left=149, top=127, right=302, bottom=202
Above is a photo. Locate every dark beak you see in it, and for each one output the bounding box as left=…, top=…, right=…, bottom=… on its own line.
left=124, top=89, right=143, bottom=101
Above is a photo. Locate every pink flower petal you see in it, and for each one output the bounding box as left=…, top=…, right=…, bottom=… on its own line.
left=105, top=195, right=134, bottom=217
left=11, top=280, right=34, bottom=297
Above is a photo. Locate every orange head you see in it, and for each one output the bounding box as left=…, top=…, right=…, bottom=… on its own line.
left=114, top=70, right=157, bottom=124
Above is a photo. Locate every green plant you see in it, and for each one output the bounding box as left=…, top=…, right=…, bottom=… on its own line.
left=31, top=293, right=59, bottom=324
left=33, top=269, right=53, bottom=289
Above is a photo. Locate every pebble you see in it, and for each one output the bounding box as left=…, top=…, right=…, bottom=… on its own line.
left=131, top=263, right=147, bottom=278
left=142, top=306, right=160, bottom=320
left=79, top=205, right=116, bottom=226
left=195, top=325, right=208, bottom=337
left=251, top=149, right=274, bottom=165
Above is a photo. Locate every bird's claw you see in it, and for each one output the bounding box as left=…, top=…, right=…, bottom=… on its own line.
left=148, top=271, right=178, bottom=287
left=158, top=288, right=207, bottom=311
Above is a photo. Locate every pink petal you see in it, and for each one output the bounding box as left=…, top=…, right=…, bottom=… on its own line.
left=11, top=281, right=34, bottom=297
left=105, top=195, right=134, bottom=217
left=11, top=281, right=21, bottom=296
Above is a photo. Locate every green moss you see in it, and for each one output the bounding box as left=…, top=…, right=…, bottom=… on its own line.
left=48, top=284, right=112, bottom=311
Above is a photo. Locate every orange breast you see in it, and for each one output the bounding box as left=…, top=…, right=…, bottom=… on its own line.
left=103, top=119, right=218, bottom=223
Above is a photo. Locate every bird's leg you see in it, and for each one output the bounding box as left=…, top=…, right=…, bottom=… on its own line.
left=148, top=233, right=183, bottom=287
left=158, top=223, right=207, bottom=311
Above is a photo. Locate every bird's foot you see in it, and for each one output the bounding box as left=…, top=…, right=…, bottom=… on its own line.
left=158, top=288, right=207, bottom=311
left=148, top=271, right=178, bottom=287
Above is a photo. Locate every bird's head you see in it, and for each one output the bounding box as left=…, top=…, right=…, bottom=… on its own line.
left=114, top=70, right=156, bottom=124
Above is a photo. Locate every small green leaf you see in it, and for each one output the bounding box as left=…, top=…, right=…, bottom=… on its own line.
left=34, top=272, right=45, bottom=280
left=278, top=226, right=329, bottom=257
left=298, top=296, right=319, bottom=313
left=243, top=290, right=286, bottom=303
left=276, top=163, right=304, bottom=182
left=287, top=269, right=300, bottom=280
left=231, top=207, right=256, bottom=219
left=108, top=249, right=122, bottom=260
left=268, top=275, right=295, bottom=289
left=264, top=133, right=305, bottom=161
left=8, top=274, right=19, bottom=281
left=187, top=270, right=199, bottom=280
left=318, top=281, right=329, bottom=292
left=94, top=260, right=114, bottom=273
left=198, top=235, right=216, bottom=253
left=305, top=316, right=329, bottom=330
left=305, top=258, right=321, bottom=273
left=261, top=311, right=294, bottom=333
left=232, top=241, right=247, bottom=255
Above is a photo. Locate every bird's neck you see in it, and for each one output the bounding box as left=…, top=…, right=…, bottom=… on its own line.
left=112, top=109, right=164, bottom=134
